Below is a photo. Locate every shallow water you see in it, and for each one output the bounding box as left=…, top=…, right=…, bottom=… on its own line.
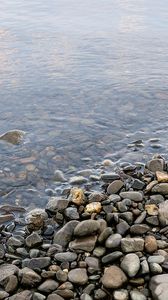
left=1, top=0, right=168, bottom=207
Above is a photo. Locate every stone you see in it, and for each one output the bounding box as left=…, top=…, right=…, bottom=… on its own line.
left=22, top=257, right=51, bottom=270
left=156, top=171, right=168, bottom=183
left=107, top=180, right=124, bottom=194
left=0, top=264, right=19, bottom=284
left=20, top=267, right=41, bottom=287
left=85, top=257, right=100, bottom=270
left=80, top=294, right=92, bottom=300
left=64, top=207, right=79, bottom=219
left=149, top=274, right=168, bottom=300
left=69, top=236, right=97, bottom=252
left=152, top=183, right=168, bottom=195
left=4, top=275, right=18, bottom=293
left=47, top=295, right=64, bottom=300
left=54, top=252, right=77, bottom=262
left=93, top=247, right=106, bottom=257
left=0, top=214, right=15, bottom=224
left=121, top=238, right=144, bottom=253
left=120, top=191, right=143, bottom=202
left=46, top=198, right=69, bottom=213
left=0, top=129, right=25, bottom=145
left=0, top=291, right=9, bottom=299
left=145, top=235, right=157, bottom=253
left=25, top=209, right=48, bottom=230
left=74, top=220, right=100, bottom=237
left=88, top=192, right=105, bottom=202
left=101, top=173, right=120, bottom=181
left=130, top=224, right=150, bottom=235
left=158, top=200, right=168, bottom=226
left=98, top=227, right=113, bottom=243
left=68, top=188, right=85, bottom=206
left=120, top=254, right=140, bottom=277
left=53, top=170, right=66, bottom=182
left=69, top=176, right=88, bottom=185
left=25, top=232, right=42, bottom=248
left=38, top=279, right=59, bottom=293
left=145, top=204, right=158, bottom=216
left=68, top=268, right=88, bottom=285
left=102, top=266, right=127, bottom=289
left=8, top=290, right=32, bottom=300
left=102, top=251, right=123, bottom=264
left=53, top=220, right=79, bottom=247
left=7, top=237, right=23, bottom=247
left=56, top=270, right=68, bottom=282
left=130, top=290, right=147, bottom=300
left=147, top=158, right=164, bottom=173
left=148, top=255, right=165, bottom=264
left=105, top=233, right=122, bottom=249
left=33, top=292, right=46, bottom=300
left=0, top=244, right=5, bottom=258
left=150, top=263, right=162, bottom=274
left=85, top=202, right=102, bottom=214
left=141, top=260, right=149, bottom=274
left=113, top=289, right=129, bottom=300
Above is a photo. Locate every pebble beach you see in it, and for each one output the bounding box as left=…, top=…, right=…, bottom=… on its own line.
left=0, top=155, right=168, bottom=300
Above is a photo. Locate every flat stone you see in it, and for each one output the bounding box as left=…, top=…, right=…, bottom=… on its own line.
left=152, top=183, right=168, bottom=195
left=54, top=252, right=77, bottom=262
left=46, top=197, right=69, bottom=213
left=148, top=255, right=165, bottom=264
left=38, top=279, right=59, bottom=293
left=120, top=254, right=140, bottom=277
left=105, top=233, right=122, bottom=249
left=102, top=251, right=123, bottom=264
left=25, top=232, right=42, bottom=248
left=121, top=238, right=144, bottom=253
left=130, top=224, right=150, bottom=235
left=158, top=200, right=168, bottom=226
left=107, top=180, right=124, bottom=194
left=0, top=264, right=19, bottom=284
left=102, top=266, right=127, bottom=289
left=101, top=173, right=120, bottom=181
left=53, top=220, right=79, bottom=247
left=120, top=191, right=143, bottom=202
left=22, top=257, right=51, bottom=270
left=149, top=274, right=168, bottom=300
left=69, top=176, right=88, bottom=185
left=68, top=268, right=88, bottom=285
left=130, top=290, right=147, bottom=300
left=145, top=235, right=158, bottom=253
left=20, top=267, right=41, bottom=287
left=147, top=159, right=164, bottom=173
left=69, top=235, right=97, bottom=252
left=74, top=220, right=100, bottom=237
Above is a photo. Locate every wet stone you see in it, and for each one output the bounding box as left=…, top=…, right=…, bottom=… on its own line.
left=46, top=197, right=69, bottom=213
left=107, top=180, right=124, bottom=194
left=69, top=176, right=88, bottom=185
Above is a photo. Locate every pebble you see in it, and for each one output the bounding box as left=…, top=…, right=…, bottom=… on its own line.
left=107, top=180, right=124, bottom=194
left=120, top=191, right=143, bottom=202
left=74, top=220, right=100, bottom=237
left=121, top=253, right=140, bottom=277
left=149, top=274, right=168, bottom=300
left=113, top=289, right=129, bottom=300
left=102, top=266, right=127, bottom=289
left=105, top=233, right=122, bottom=249
left=121, top=237, right=144, bottom=253
left=68, top=268, right=88, bottom=285
left=69, top=176, right=88, bottom=185
left=144, top=235, right=157, bottom=253
left=130, top=290, right=147, bottom=300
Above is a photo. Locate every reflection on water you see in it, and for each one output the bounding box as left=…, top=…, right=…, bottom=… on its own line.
left=0, top=0, right=168, bottom=206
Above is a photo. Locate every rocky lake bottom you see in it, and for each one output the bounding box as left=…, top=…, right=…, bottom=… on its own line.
left=0, top=153, right=168, bottom=299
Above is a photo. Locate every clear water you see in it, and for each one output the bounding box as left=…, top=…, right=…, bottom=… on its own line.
left=1, top=0, right=168, bottom=206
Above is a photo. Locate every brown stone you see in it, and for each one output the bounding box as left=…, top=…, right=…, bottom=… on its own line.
left=145, top=236, right=158, bottom=253
left=102, top=266, right=127, bottom=289
left=85, top=202, right=102, bottom=214
left=145, top=204, right=158, bottom=216
left=156, top=171, right=168, bottom=183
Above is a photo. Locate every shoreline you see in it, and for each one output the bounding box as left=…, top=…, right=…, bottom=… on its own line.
left=0, top=155, right=168, bottom=299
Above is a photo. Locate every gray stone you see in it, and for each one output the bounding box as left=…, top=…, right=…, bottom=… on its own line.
left=4, top=274, right=18, bottom=293
left=46, top=197, right=69, bottom=213
left=120, top=254, right=140, bottom=277
left=69, top=235, right=97, bottom=252
left=150, top=274, right=168, bottom=300
left=152, top=184, right=168, bottom=195
left=80, top=293, right=92, bottom=300
left=53, top=170, right=66, bottom=182
left=102, top=251, right=123, bottom=264
left=64, top=207, right=79, bottom=219
left=148, top=255, right=165, bottom=264
left=107, top=180, right=124, bottom=194
left=120, top=191, right=143, bottom=202
left=22, top=257, right=51, bottom=270
left=69, top=176, right=88, bottom=185
left=130, top=290, right=147, bottom=300
left=33, top=293, right=46, bottom=300
left=0, top=244, right=5, bottom=259
left=0, top=291, right=9, bottom=299
left=121, top=237, right=144, bottom=253
left=98, top=227, right=113, bottom=243
left=54, top=252, right=77, bottom=262
left=102, top=266, right=127, bottom=289
left=8, top=290, right=32, bottom=300
left=147, top=159, right=164, bottom=173
left=25, top=232, right=42, bottom=248
left=149, top=263, right=162, bottom=274
left=116, top=221, right=130, bottom=236
left=0, top=264, right=19, bottom=284
left=47, top=295, right=64, bottom=300
left=105, top=233, right=122, bottom=249
left=68, top=268, right=88, bottom=285
left=20, top=267, right=41, bottom=287
left=38, top=279, right=59, bottom=293
left=74, top=220, right=100, bottom=237
left=101, top=173, right=120, bottom=181
left=7, top=237, right=23, bottom=247
left=93, top=247, right=106, bottom=257
left=140, top=260, right=149, bottom=274
left=130, top=224, right=150, bottom=235
left=53, top=220, right=79, bottom=247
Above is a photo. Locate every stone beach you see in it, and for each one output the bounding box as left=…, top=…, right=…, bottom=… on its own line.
left=1, top=155, right=168, bottom=299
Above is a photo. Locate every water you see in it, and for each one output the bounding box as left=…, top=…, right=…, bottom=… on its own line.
left=1, top=0, right=168, bottom=207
